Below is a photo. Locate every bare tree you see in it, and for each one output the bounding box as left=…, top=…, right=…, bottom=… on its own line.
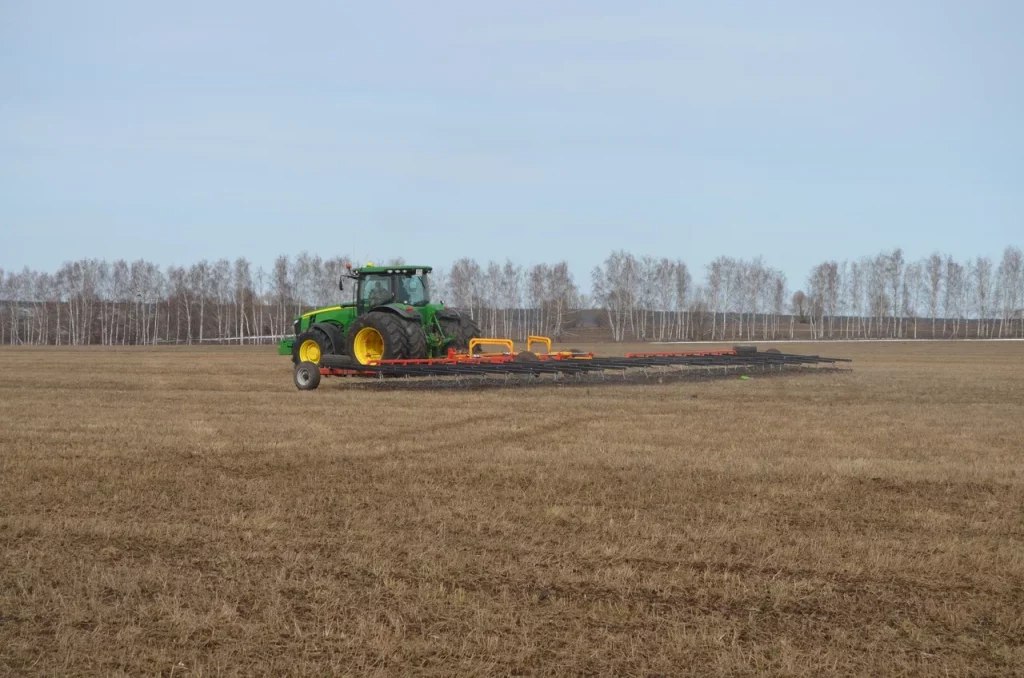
left=500, top=260, right=523, bottom=338
left=190, top=261, right=210, bottom=343
left=448, top=258, right=484, bottom=320
left=944, top=257, right=967, bottom=338
left=903, top=262, right=924, bottom=339
left=996, top=246, right=1023, bottom=337
left=673, top=260, right=692, bottom=340
left=233, top=258, right=253, bottom=344
left=971, top=257, right=994, bottom=338
left=271, top=255, right=293, bottom=339
left=845, top=261, right=865, bottom=339
left=884, top=249, right=905, bottom=337
left=808, top=261, right=840, bottom=338
left=592, top=251, right=638, bottom=342
left=925, top=253, right=943, bottom=338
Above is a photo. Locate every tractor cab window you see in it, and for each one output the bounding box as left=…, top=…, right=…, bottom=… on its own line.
left=397, top=274, right=429, bottom=306
left=361, top=271, right=431, bottom=307
left=360, top=275, right=395, bottom=307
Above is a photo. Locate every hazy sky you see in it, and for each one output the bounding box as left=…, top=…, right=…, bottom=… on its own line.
left=2, top=1, right=1021, bottom=290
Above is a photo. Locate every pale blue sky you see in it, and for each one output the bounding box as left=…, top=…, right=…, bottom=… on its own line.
left=2, top=1, right=1021, bottom=289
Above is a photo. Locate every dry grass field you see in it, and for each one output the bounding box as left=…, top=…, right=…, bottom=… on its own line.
left=1, top=341, right=1022, bottom=676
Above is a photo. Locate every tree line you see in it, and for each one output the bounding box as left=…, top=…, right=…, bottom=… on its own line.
left=0, top=254, right=581, bottom=346
left=590, top=247, right=1024, bottom=341
left=0, top=246, right=1021, bottom=345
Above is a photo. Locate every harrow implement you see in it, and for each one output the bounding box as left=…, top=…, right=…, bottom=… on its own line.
left=291, top=337, right=851, bottom=390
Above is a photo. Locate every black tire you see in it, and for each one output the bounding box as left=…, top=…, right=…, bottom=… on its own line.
left=404, top=320, right=428, bottom=359
left=313, top=322, right=345, bottom=356
left=765, top=348, right=781, bottom=354
left=346, top=311, right=412, bottom=365
left=292, top=329, right=332, bottom=365
left=439, top=314, right=481, bottom=352
left=294, top=361, right=322, bottom=390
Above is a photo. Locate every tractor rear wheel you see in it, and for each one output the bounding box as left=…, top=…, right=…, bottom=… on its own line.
left=440, top=315, right=481, bottom=352
left=292, top=330, right=331, bottom=365
left=404, top=320, right=428, bottom=359
left=346, top=311, right=412, bottom=365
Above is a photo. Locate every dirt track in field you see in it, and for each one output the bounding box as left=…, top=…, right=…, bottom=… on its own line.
left=1, top=342, right=1022, bottom=676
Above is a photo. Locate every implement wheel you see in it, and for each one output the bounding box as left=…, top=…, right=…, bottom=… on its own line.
left=294, top=361, right=322, bottom=390
left=292, top=329, right=331, bottom=365
left=346, top=311, right=412, bottom=365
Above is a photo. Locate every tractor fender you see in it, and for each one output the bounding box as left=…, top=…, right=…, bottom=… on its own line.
left=372, top=303, right=422, bottom=322
left=435, top=307, right=462, bottom=321
left=311, top=321, right=346, bottom=353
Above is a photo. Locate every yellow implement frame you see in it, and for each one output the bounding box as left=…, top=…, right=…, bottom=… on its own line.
left=468, top=337, right=515, bottom=355
left=526, top=335, right=552, bottom=354
left=464, top=335, right=558, bottom=356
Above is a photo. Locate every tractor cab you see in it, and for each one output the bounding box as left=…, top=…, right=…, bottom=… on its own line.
left=348, top=265, right=433, bottom=315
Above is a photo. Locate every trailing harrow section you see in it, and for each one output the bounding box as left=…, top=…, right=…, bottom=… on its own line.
left=291, top=336, right=851, bottom=390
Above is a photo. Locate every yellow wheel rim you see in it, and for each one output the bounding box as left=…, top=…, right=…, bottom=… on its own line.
left=299, top=339, right=322, bottom=363
left=353, top=327, right=384, bottom=364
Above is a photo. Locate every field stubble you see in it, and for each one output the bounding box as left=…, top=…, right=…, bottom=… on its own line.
left=1, top=342, right=1022, bottom=676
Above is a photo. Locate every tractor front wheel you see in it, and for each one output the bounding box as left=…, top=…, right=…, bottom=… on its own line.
left=346, top=312, right=412, bottom=365
left=292, top=330, right=331, bottom=365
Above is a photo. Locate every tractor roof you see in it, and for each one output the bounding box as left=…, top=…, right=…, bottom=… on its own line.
left=355, top=265, right=432, bottom=275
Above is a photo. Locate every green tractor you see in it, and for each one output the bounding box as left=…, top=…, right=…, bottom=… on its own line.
left=277, top=264, right=480, bottom=365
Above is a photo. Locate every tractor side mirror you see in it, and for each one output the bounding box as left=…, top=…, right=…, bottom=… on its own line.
left=338, top=275, right=344, bottom=291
